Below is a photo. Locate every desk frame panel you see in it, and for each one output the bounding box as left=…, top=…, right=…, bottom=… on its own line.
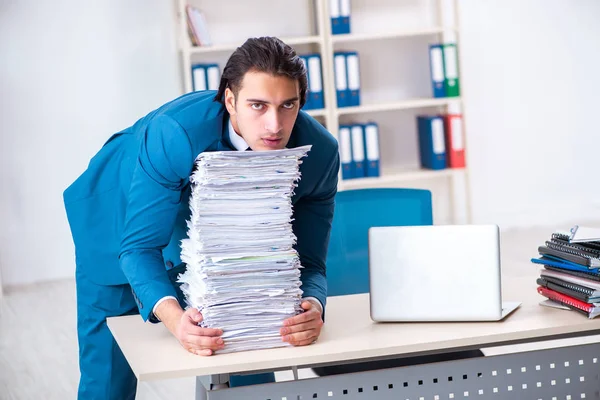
left=203, top=342, right=600, bottom=400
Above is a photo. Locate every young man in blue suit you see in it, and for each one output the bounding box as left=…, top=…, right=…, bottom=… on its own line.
left=64, top=36, right=339, bottom=399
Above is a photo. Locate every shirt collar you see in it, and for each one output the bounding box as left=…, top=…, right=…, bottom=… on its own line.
left=228, top=120, right=249, bottom=151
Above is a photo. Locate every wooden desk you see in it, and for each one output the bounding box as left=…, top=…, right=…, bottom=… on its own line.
left=108, top=277, right=600, bottom=399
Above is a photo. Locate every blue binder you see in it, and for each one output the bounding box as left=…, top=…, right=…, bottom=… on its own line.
left=363, top=122, right=380, bottom=177
left=338, top=125, right=353, bottom=179
left=191, top=63, right=220, bottom=92
left=299, top=56, right=313, bottom=110
left=350, top=124, right=366, bottom=177
left=428, top=44, right=446, bottom=98
left=191, top=64, right=207, bottom=92
left=339, top=0, right=351, bottom=34
left=417, top=116, right=447, bottom=170
left=306, top=54, right=324, bottom=110
left=345, top=52, right=361, bottom=107
left=329, top=0, right=343, bottom=35
left=334, top=52, right=349, bottom=107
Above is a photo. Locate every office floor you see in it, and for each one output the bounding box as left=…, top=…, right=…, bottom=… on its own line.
left=2, top=223, right=600, bottom=400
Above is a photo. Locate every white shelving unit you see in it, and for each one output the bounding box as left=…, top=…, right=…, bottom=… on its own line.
left=175, top=0, right=470, bottom=223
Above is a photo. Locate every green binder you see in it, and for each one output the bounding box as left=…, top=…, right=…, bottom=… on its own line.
left=443, top=43, right=460, bottom=97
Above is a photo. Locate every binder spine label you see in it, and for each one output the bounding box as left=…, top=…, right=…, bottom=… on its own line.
left=444, top=46, right=458, bottom=80
left=430, top=47, right=444, bottom=83
left=351, top=126, right=365, bottom=162
left=365, top=125, right=379, bottom=160
left=339, top=127, right=352, bottom=164
left=346, top=54, right=360, bottom=90
left=207, top=66, right=220, bottom=91
left=431, top=119, right=445, bottom=154
left=334, top=54, right=347, bottom=90
left=308, top=56, right=322, bottom=92
left=451, top=117, right=464, bottom=150
left=193, top=66, right=207, bottom=91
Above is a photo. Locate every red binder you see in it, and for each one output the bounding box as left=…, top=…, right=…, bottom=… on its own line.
left=444, top=114, right=466, bottom=168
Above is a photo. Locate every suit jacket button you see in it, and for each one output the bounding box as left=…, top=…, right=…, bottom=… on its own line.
left=166, top=261, right=174, bottom=269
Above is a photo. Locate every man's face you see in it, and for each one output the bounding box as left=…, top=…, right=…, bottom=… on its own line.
left=225, top=70, right=300, bottom=151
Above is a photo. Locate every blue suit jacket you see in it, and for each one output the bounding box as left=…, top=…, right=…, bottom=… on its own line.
left=64, top=90, right=339, bottom=321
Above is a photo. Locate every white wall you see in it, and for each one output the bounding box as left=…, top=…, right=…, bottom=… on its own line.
left=0, top=0, right=181, bottom=286
left=2, top=0, right=600, bottom=286
left=458, top=0, right=600, bottom=228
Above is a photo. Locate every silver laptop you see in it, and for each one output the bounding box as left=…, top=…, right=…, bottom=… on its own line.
left=368, top=224, right=521, bottom=322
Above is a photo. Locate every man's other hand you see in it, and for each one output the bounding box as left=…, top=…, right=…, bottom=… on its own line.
left=280, top=300, right=323, bottom=346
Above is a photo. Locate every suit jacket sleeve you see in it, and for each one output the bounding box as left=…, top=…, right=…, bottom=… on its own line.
left=293, top=147, right=340, bottom=318
left=119, top=115, right=194, bottom=321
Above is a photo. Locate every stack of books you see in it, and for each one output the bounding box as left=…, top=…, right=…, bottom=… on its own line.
left=177, top=145, right=312, bottom=353
left=532, top=226, right=600, bottom=319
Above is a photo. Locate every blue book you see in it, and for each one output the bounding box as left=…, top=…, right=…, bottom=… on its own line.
left=428, top=44, right=446, bottom=98
left=345, top=52, right=361, bottom=107
left=363, top=122, right=380, bottom=177
left=417, top=116, right=447, bottom=170
left=338, top=125, right=353, bottom=179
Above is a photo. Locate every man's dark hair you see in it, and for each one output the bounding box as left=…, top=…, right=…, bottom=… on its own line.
left=215, top=36, right=308, bottom=108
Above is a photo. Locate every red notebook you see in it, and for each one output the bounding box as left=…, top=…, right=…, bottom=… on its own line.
left=537, top=286, right=600, bottom=318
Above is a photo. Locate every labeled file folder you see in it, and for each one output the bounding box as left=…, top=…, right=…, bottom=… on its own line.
left=443, top=43, right=460, bottom=97
left=350, top=124, right=366, bottom=178
left=306, top=54, right=324, bottom=110
left=329, top=0, right=342, bottom=35
left=345, top=52, right=361, bottom=107
left=363, top=122, right=380, bottom=177
left=429, top=44, right=446, bottom=98
left=192, top=63, right=220, bottom=92
left=444, top=114, right=465, bottom=168
left=339, top=0, right=351, bottom=34
left=338, top=125, right=353, bottom=180
left=417, top=116, right=447, bottom=170
left=334, top=52, right=349, bottom=107
left=329, top=0, right=351, bottom=34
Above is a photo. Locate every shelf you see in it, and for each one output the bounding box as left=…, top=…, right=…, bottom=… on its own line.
left=331, top=27, right=456, bottom=44
left=336, top=97, right=460, bottom=116
left=186, top=35, right=323, bottom=55
left=339, top=167, right=463, bottom=191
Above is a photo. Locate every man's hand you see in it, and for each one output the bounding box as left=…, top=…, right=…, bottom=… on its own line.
left=280, top=300, right=323, bottom=346
left=155, top=299, right=224, bottom=356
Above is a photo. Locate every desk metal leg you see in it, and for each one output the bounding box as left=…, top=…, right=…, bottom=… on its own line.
left=195, top=374, right=230, bottom=400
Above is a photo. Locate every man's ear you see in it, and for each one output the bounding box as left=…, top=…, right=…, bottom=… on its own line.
left=224, top=88, right=236, bottom=115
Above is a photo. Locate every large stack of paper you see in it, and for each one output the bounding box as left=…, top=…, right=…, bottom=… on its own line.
left=178, top=145, right=312, bottom=353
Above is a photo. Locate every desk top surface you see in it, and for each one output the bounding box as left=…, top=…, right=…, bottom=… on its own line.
left=108, top=275, right=600, bottom=381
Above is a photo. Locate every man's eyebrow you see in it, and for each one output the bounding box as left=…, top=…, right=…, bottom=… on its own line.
left=245, top=97, right=300, bottom=104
